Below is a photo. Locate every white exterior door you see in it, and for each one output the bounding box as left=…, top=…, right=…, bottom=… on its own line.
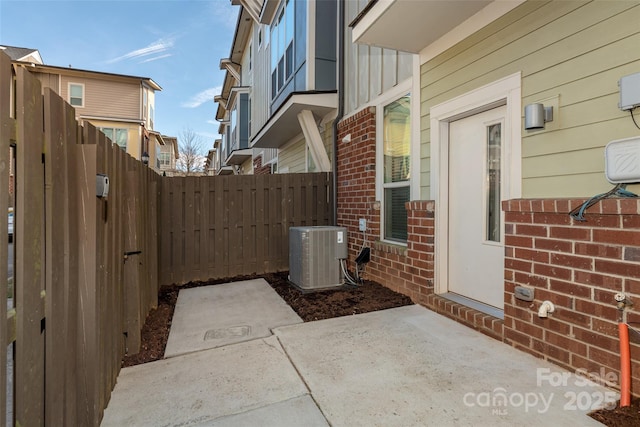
left=447, top=106, right=506, bottom=309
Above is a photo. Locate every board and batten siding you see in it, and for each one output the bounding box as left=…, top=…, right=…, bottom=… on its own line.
left=420, top=0, right=640, bottom=199
left=251, top=21, right=271, bottom=142
left=344, top=0, right=413, bottom=117
left=60, top=75, right=141, bottom=120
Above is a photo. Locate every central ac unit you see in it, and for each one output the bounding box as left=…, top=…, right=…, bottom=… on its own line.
left=289, top=226, right=348, bottom=291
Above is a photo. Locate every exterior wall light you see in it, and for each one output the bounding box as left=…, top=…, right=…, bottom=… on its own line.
left=524, top=103, right=553, bottom=130
left=141, top=151, right=150, bottom=165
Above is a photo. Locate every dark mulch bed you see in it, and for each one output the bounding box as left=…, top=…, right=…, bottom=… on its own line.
left=589, top=400, right=640, bottom=426
left=121, top=271, right=636, bottom=426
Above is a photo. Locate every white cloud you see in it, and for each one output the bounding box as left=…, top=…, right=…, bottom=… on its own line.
left=106, top=36, right=176, bottom=64
left=181, top=86, right=221, bottom=109
left=206, top=120, right=218, bottom=125
left=139, top=53, right=172, bottom=64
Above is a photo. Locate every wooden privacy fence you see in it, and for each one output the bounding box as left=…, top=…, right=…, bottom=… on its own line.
left=0, top=53, right=159, bottom=425
left=159, top=172, right=332, bottom=286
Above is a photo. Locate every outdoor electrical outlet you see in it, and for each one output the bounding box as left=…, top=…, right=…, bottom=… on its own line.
left=359, top=218, right=367, bottom=232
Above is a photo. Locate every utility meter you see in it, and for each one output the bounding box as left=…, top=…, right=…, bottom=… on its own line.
left=604, top=136, right=640, bottom=184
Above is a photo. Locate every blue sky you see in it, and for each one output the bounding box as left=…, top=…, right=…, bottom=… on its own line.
left=0, top=0, right=239, bottom=151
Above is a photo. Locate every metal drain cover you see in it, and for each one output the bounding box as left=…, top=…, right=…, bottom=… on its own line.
left=203, top=325, right=251, bottom=341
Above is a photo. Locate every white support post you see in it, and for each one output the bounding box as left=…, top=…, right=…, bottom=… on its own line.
left=297, top=109, right=331, bottom=172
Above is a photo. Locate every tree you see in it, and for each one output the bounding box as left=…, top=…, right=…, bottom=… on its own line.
left=176, top=127, right=205, bottom=175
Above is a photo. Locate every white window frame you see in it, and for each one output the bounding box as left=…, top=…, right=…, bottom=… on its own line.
left=99, top=127, right=129, bottom=150
left=376, top=79, right=414, bottom=245
left=68, top=82, right=84, bottom=108
left=158, top=151, right=171, bottom=168
left=143, top=88, right=148, bottom=120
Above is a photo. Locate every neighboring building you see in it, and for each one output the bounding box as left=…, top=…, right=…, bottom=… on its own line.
left=215, top=0, right=337, bottom=175
left=4, top=45, right=165, bottom=168
left=157, top=135, right=180, bottom=176
left=0, top=45, right=43, bottom=64
left=1, top=46, right=44, bottom=206
left=348, top=0, right=640, bottom=393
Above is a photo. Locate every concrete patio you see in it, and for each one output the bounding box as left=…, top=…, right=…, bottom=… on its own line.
left=101, top=279, right=616, bottom=426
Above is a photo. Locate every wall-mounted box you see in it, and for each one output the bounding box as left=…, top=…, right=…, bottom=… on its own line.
left=619, top=72, right=640, bottom=111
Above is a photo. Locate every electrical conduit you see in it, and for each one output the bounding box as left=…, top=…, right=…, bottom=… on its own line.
left=619, top=322, right=631, bottom=407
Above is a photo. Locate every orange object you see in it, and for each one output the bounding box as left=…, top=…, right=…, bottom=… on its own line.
left=619, top=323, right=631, bottom=407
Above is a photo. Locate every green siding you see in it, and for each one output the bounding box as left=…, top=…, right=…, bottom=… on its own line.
left=278, top=136, right=306, bottom=173
left=421, top=0, right=640, bottom=198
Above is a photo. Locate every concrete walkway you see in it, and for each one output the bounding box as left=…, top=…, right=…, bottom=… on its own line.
left=102, top=281, right=616, bottom=426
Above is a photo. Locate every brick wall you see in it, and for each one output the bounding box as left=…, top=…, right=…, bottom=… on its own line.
left=504, top=198, right=640, bottom=392
left=337, top=107, right=378, bottom=260
left=252, top=155, right=271, bottom=175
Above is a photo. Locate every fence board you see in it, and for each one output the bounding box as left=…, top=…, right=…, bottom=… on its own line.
left=15, top=65, right=46, bottom=427
left=43, top=88, right=71, bottom=425
left=158, top=173, right=332, bottom=286
left=65, top=120, right=81, bottom=426
left=0, top=50, right=12, bottom=426
left=75, top=127, right=99, bottom=426
left=123, top=156, right=141, bottom=354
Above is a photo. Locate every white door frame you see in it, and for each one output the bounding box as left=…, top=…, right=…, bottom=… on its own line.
left=429, top=72, right=522, bottom=297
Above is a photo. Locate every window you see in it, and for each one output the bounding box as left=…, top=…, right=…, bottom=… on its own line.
left=382, top=94, right=411, bottom=242
left=149, top=105, right=154, bottom=130
left=69, top=83, right=84, bottom=107
left=270, top=0, right=294, bottom=99
left=158, top=152, right=171, bottom=168
left=486, top=123, right=502, bottom=242
left=143, top=88, right=148, bottom=119
left=99, top=127, right=128, bottom=150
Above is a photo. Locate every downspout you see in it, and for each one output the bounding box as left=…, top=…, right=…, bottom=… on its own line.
left=331, top=0, right=345, bottom=226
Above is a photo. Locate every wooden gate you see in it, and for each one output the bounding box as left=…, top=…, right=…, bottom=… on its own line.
left=0, top=52, right=159, bottom=426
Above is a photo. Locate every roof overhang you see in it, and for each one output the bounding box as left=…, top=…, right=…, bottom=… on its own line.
left=351, top=0, right=492, bottom=53
left=251, top=92, right=338, bottom=149
left=18, top=62, right=163, bottom=90
left=259, top=0, right=279, bottom=24
left=225, top=148, right=253, bottom=165
left=217, top=166, right=236, bottom=175
left=230, top=0, right=279, bottom=25
left=148, top=130, right=166, bottom=145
